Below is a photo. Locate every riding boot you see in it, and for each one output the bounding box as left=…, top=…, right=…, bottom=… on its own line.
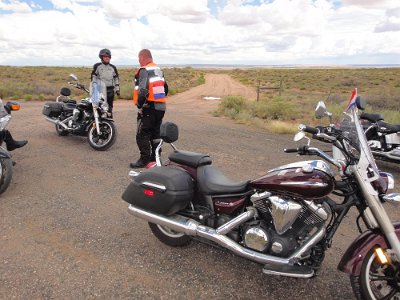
left=129, top=156, right=150, bottom=168
left=4, top=130, right=28, bottom=151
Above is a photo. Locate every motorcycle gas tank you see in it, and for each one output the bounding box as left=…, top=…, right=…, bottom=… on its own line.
left=62, top=102, right=76, bottom=113
left=77, top=99, right=92, bottom=110
left=250, top=160, right=335, bottom=199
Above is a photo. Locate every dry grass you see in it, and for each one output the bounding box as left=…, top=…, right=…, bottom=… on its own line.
left=0, top=66, right=206, bottom=102
left=222, top=67, right=400, bottom=124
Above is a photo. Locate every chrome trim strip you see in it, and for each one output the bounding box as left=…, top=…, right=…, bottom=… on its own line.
left=141, top=181, right=166, bottom=191
left=280, top=181, right=328, bottom=187
left=262, top=267, right=314, bottom=279
left=383, top=193, right=400, bottom=205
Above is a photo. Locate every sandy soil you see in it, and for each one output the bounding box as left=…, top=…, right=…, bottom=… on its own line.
left=1, top=73, right=399, bottom=299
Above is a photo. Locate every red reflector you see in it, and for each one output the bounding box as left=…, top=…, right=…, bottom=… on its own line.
left=144, top=189, right=155, bottom=196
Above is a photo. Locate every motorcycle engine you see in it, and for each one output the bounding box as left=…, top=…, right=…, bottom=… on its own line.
left=243, top=192, right=331, bottom=257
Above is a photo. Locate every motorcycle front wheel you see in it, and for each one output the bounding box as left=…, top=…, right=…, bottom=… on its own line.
left=350, top=247, right=400, bottom=300
left=0, top=157, right=13, bottom=195
left=87, top=120, right=116, bottom=151
left=148, top=222, right=191, bottom=247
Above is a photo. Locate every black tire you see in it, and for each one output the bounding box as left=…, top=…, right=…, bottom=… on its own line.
left=87, top=120, right=116, bottom=151
left=55, top=124, right=69, bottom=136
left=148, top=222, right=191, bottom=247
left=350, top=247, right=400, bottom=300
left=0, top=157, right=13, bottom=195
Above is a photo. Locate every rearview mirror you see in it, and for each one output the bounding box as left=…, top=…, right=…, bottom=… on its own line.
left=294, top=131, right=305, bottom=142
left=356, top=96, right=366, bottom=111
left=315, top=101, right=327, bottom=119
left=69, top=74, right=78, bottom=81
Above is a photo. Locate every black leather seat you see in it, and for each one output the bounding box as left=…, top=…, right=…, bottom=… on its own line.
left=197, top=165, right=249, bottom=195
left=168, top=150, right=212, bottom=168
left=377, top=121, right=400, bottom=134
left=360, top=112, right=384, bottom=123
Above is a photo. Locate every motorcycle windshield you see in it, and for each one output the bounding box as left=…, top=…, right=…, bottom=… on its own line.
left=342, top=106, right=381, bottom=183
left=0, top=99, right=8, bottom=119
left=90, top=79, right=107, bottom=106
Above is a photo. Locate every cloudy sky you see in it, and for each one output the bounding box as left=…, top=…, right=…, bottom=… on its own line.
left=0, top=0, right=399, bottom=66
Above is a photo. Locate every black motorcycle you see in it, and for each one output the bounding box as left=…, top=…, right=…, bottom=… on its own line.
left=0, top=99, right=24, bottom=194
left=360, top=112, right=400, bottom=163
left=42, top=74, right=116, bottom=151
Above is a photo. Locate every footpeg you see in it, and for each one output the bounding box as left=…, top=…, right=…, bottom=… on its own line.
left=263, top=264, right=314, bottom=278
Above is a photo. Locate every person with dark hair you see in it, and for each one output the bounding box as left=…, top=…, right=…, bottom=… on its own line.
left=91, top=48, right=120, bottom=117
left=130, top=49, right=168, bottom=168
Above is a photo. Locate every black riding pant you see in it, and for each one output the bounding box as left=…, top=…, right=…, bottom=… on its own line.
left=106, top=87, right=114, bottom=114
left=136, top=108, right=165, bottom=161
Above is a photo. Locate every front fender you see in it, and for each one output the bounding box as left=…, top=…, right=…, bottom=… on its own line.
left=0, top=146, right=11, bottom=158
left=338, top=223, right=400, bottom=276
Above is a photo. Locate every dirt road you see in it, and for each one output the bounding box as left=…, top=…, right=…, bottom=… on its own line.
left=1, top=74, right=399, bottom=299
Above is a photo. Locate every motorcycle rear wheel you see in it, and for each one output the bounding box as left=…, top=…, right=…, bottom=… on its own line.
left=0, top=157, right=13, bottom=195
left=350, top=248, right=400, bottom=300
left=55, top=124, right=69, bottom=136
left=148, top=222, right=191, bottom=247
left=87, top=120, right=116, bottom=151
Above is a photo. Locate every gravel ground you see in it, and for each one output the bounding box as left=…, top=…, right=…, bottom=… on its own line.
left=1, top=74, right=399, bottom=299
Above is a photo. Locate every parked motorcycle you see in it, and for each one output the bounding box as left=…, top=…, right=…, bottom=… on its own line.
left=0, top=99, right=23, bottom=194
left=42, top=74, right=116, bottom=151
left=122, top=91, right=400, bottom=299
left=359, top=111, right=400, bottom=163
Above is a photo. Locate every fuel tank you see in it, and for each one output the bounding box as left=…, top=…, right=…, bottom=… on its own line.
left=250, top=160, right=335, bottom=199
left=77, top=99, right=92, bottom=110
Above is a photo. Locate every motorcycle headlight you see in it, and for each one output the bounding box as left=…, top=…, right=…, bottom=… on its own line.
left=0, top=115, right=11, bottom=131
left=373, top=172, right=394, bottom=195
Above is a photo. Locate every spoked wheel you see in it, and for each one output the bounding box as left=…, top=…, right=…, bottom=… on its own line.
left=55, top=124, right=69, bottom=136
left=148, top=222, right=191, bottom=247
left=351, top=248, right=400, bottom=300
left=0, top=157, right=13, bottom=195
left=87, top=120, right=116, bottom=151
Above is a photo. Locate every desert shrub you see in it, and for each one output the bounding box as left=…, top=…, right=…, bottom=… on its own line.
left=252, top=97, right=296, bottom=120
left=218, top=96, right=247, bottom=115
left=23, top=94, right=33, bottom=101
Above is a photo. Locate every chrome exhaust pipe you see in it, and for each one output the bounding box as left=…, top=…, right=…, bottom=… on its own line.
left=128, top=205, right=325, bottom=266
left=44, top=116, right=69, bottom=130
left=371, top=150, right=400, bottom=162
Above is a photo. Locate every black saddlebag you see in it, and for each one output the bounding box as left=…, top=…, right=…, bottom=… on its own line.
left=122, top=167, right=193, bottom=215
left=42, top=102, right=63, bottom=117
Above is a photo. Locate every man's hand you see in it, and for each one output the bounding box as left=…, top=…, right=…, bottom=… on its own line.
left=137, top=108, right=143, bottom=116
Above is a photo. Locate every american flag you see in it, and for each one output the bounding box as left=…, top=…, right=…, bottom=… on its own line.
left=345, top=88, right=357, bottom=112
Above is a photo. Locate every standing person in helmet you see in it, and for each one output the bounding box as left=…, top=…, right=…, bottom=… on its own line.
left=91, top=48, right=120, bottom=117
left=130, top=49, right=168, bottom=168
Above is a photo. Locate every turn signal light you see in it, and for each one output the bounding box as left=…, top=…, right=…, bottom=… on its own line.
left=144, top=189, right=155, bottom=196
left=375, top=247, right=388, bottom=264
left=10, top=104, right=20, bottom=111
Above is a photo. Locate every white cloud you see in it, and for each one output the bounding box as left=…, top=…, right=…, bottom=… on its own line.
left=0, top=0, right=31, bottom=13
left=0, top=0, right=399, bottom=65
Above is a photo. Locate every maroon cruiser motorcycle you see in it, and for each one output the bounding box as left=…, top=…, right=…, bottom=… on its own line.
left=122, top=93, right=400, bottom=300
